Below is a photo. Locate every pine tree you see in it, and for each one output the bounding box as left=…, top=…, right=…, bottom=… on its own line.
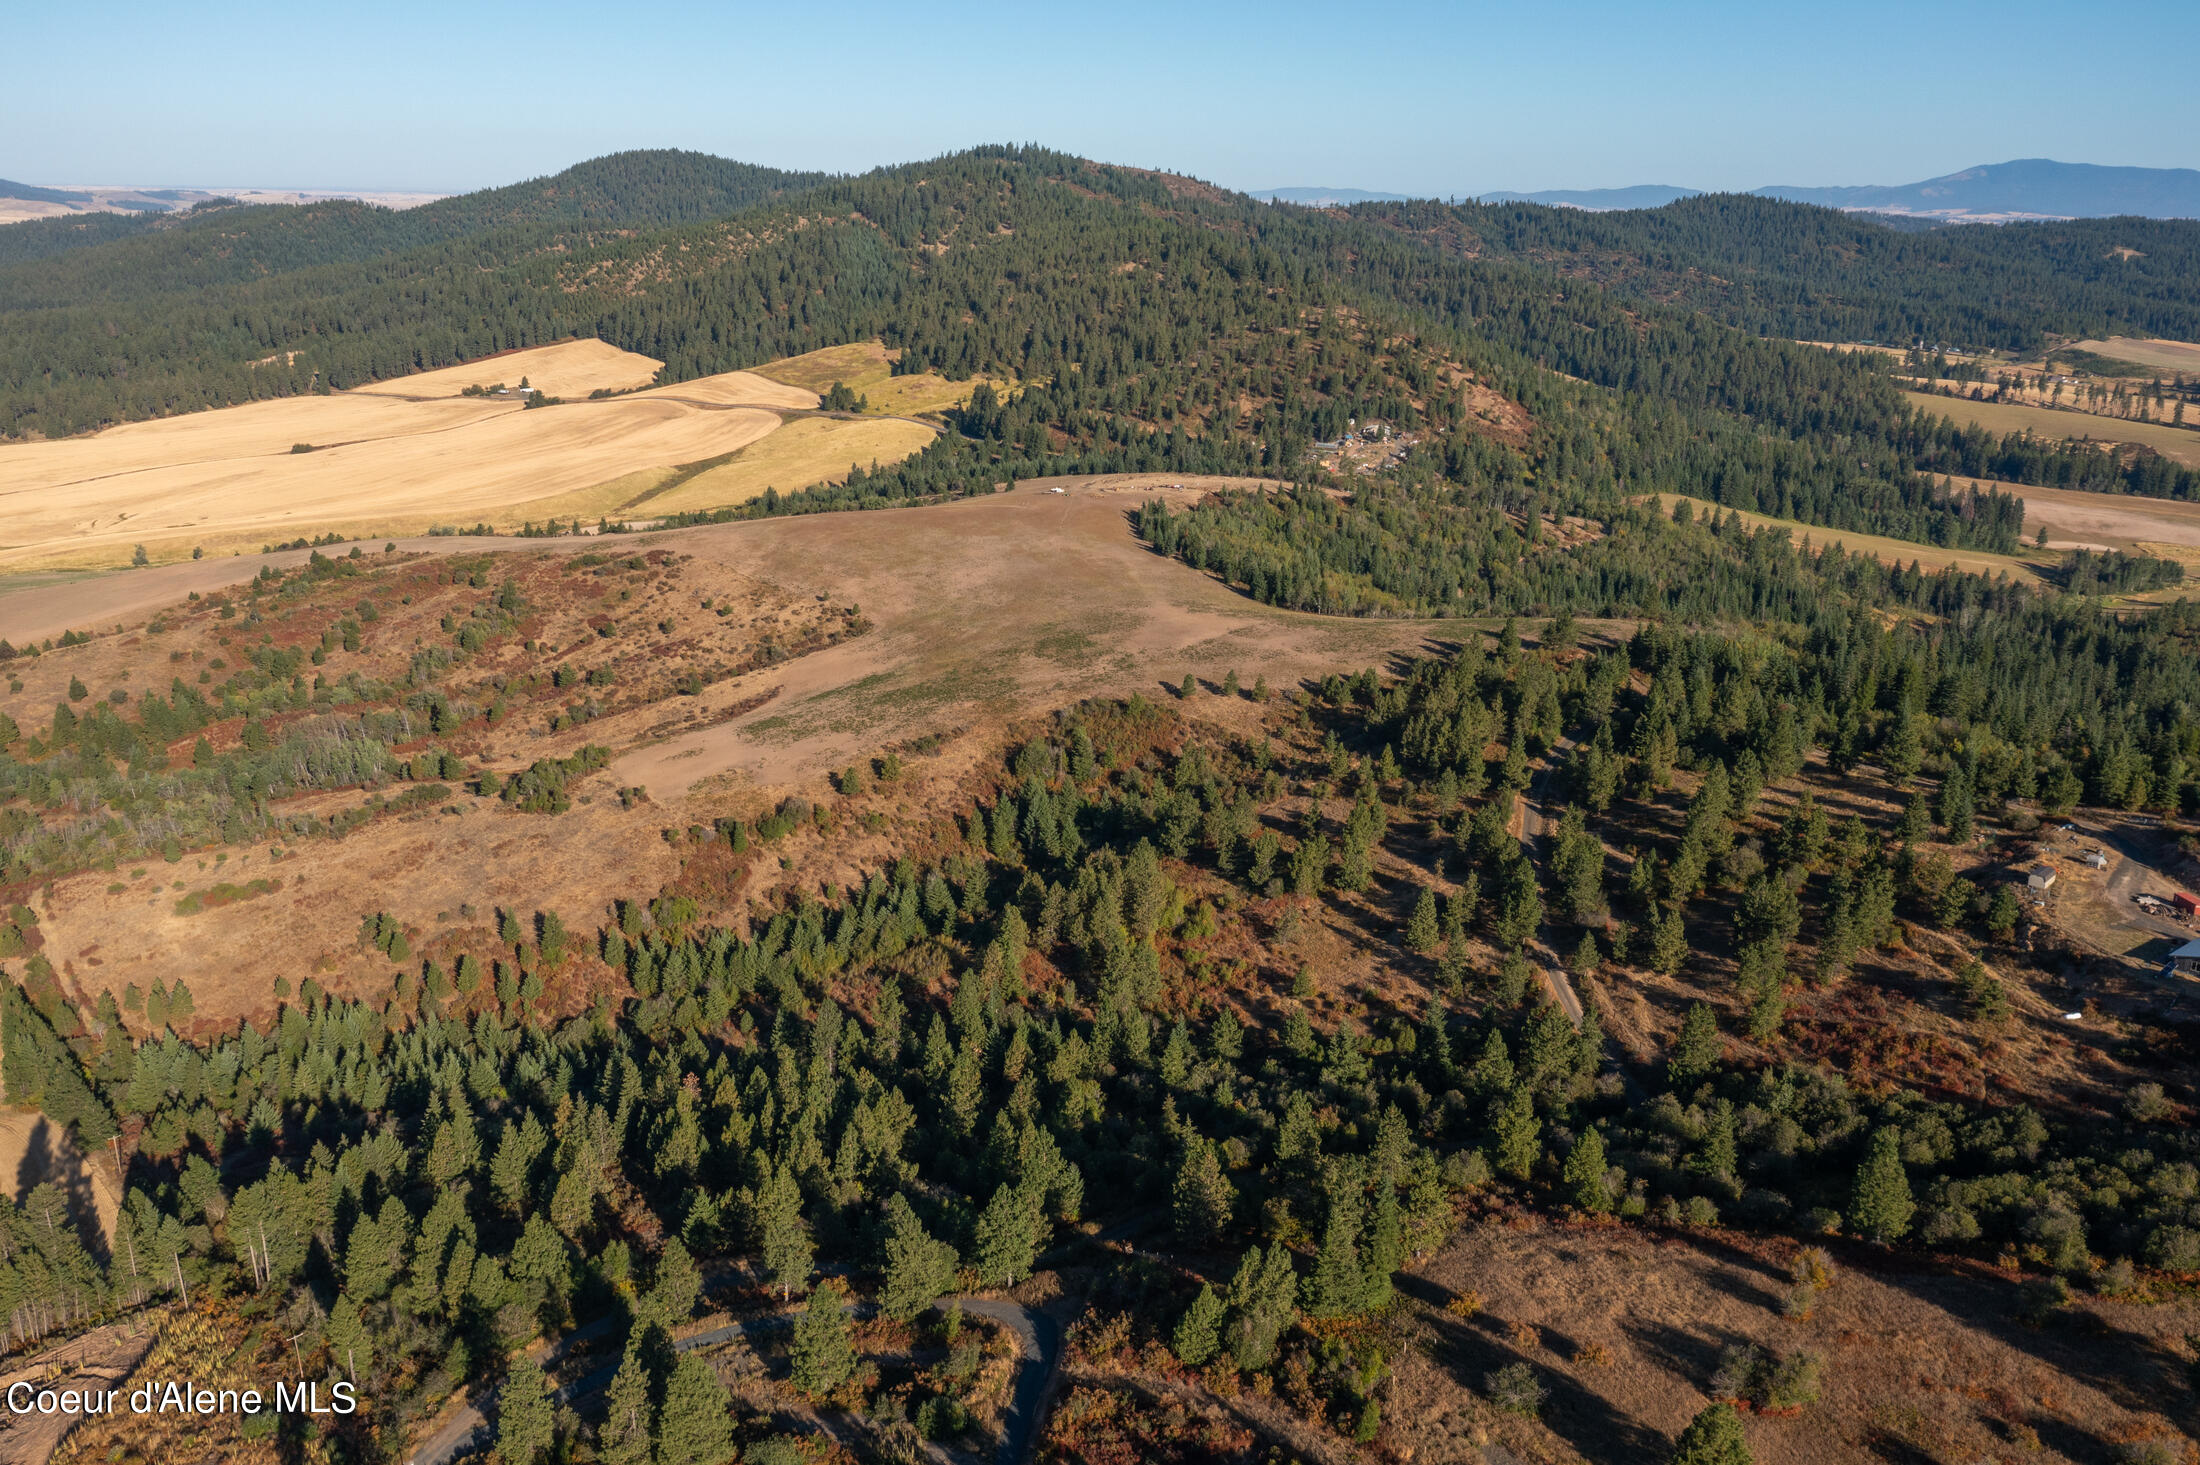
left=1668, top=1001, right=1720, bottom=1087
left=757, top=1161, right=813, bottom=1298
left=1173, top=1283, right=1225, bottom=1367
left=1362, top=1178, right=1403, bottom=1307
left=1493, top=1085, right=1540, bottom=1182
left=650, top=1236, right=701, bottom=1322
left=597, top=1344, right=655, bottom=1465
left=973, top=1183, right=1037, bottom=1287
left=1224, top=1242, right=1299, bottom=1370
left=1405, top=885, right=1441, bottom=955
left=1691, top=1098, right=1737, bottom=1186
left=1564, top=1127, right=1612, bottom=1212
left=1669, top=1402, right=1754, bottom=1465
left=653, top=1352, right=734, bottom=1465
left=1172, top=1139, right=1235, bottom=1247
left=496, top=1356, right=555, bottom=1465
left=1305, top=1181, right=1365, bottom=1317
left=790, top=1278, right=856, bottom=1397
left=1650, top=904, right=1688, bottom=975
left=880, top=1194, right=960, bottom=1321
left=1848, top=1127, right=1915, bottom=1242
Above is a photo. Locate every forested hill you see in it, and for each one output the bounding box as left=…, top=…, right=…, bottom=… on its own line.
left=7, top=143, right=2195, bottom=555
left=0, top=150, right=832, bottom=294
left=1339, top=193, right=2200, bottom=349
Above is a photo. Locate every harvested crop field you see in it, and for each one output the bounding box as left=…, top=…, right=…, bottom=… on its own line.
left=2069, top=337, right=2200, bottom=376
left=0, top=340, right=827, bottom=569
left=1905, top=391, right=2200, bottom=469
left=640, top=416, right=940, bottom=513
left=1952, top=478, right=2200, bottom=555
left=347, top=338, right=663, bottom=400
left=750, top=339, right=1001, bottom=416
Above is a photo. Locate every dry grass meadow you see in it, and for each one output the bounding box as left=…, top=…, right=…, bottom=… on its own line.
left=1391, top=1217, right=2198, bottom=1465
left=0, top=475, right=1443, bottom=1026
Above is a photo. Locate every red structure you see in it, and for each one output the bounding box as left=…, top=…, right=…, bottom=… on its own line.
left=2175, top=892, right=2200, bottom=919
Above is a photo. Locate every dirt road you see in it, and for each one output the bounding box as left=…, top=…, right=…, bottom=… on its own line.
left=1517, top=734, right=1585, bottom=1023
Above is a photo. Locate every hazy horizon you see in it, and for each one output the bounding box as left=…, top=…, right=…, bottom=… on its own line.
left=10, top=0, right=2197, bottom=199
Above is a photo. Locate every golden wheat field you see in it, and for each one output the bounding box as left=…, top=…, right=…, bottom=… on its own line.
left=0, top=339, right=957, bottom=570
left=751, top=339, right=1001, bottom=415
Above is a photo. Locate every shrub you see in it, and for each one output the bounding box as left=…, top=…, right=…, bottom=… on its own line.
left=1484, top=1361, right=1544, bottom=1416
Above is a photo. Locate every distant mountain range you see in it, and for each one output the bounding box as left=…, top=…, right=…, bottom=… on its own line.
left=0, top=177, right=446, bottom=227
left=1480, top=184, right=1701, bottom=211
left=1259, top=160, right=2200, bottom=220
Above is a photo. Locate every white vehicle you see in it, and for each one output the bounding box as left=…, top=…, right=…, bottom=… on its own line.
left=1050, top=486, right=1065, bottom=494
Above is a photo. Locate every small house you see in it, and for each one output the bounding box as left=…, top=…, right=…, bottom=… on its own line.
left=2176, top=892, right=2200, bottom=919
left=2082, top=850, right=2109, bottom=870
left=2170, top=939, right=2200, bottom=977
left=2027, top=865, right=2057, bottom=892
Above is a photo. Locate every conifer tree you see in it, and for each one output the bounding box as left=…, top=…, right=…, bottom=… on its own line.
left=1306, top=1181, right=1365, bottom=1317
left=1670, top=1402, right=1754, bottom=1465
left=597, top=1344, right=655, bottom=1465
left=1363, top=1177, right=1403, bottom=1307
left=1173, top=1283, right=1225, bottom=1367
left=1172, top=1139, right=1235, bottom=1247
left=1669, top=1000, right=1720, bottom=1086
left=757, top=1161, right=813, bottom=1298
left=790, top=1278, right=856, bottom=1397
left=880, top=1194, right=960, bottom=1321
left=1406, top=885, right=1441, bottom=955
left=1224, top=1242, right=1299, bottom=1370
left=1650, top=904, right=1689, bottom=975
left=1564, top=1127, right=1612, bottom=1212
left=496, top=1356, right=555, bottom=1465
left=654, top=1352, right=734, bottom=1465
left=1849, top=1127, right=1915, bottom=1242
left=974, top=1183, right=1037, bottom=1287
left=1493, top=1085, right=1540, bottom=1182
left=650, top=1236, right=702, bottom=1322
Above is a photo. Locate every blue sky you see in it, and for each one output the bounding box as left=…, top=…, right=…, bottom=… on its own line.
left=11, top=0, right=2198, bottom=196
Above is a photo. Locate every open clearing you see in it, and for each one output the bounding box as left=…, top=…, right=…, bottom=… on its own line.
left=0, top=476, right=1444, bottom=1022
left=2071, top=336, right=2200, bottom=375
left=640, top=416, right=940, bottom=513
left=1399, top=1218, right=2196, bottom=1465
left=749, top=340, right=1001, bottom=416
left=1657, top=495, right=2046, bottom=584
left=1905, top=390, right=2200, bottom=468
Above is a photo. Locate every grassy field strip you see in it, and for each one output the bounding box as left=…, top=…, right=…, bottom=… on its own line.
left=1657, top=494, right=2046, bottom=585
left=1905, top=391, right=2200, bottom=468
left=2072, top=337, right=2200, bottom=375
